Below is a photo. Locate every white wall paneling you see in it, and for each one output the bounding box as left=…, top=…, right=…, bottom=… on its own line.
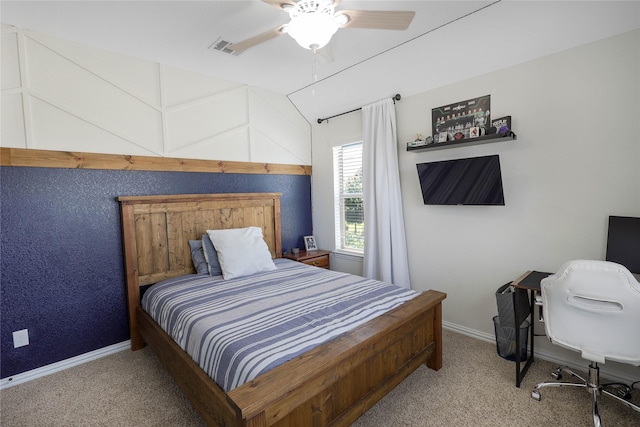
left=1, top=26, right=28, bottom=148
left=164, top=87, right=249, bottom=157
left=0, top=26, right=311, bottom=165
left=1, top=92, right=26, bottom=148
left=162, top=65, right=243, bottom=109
left=249, top=88, right=311, bottom=165
left=24, top=32, right=164, bottom=154
left=1, top=30, right=21, bottom=90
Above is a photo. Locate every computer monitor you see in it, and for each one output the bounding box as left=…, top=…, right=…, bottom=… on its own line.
left=605, top=216, right=640, bottom=274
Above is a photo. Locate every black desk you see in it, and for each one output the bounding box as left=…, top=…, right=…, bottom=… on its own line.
left=511, top=270, right=552, bottom=387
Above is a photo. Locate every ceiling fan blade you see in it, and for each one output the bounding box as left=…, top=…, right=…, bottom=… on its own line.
left=261, top=0, right=295, bottom=10
left=337, top=10, right=415, bottom=30
left=228, top=26, right=285, bottom=53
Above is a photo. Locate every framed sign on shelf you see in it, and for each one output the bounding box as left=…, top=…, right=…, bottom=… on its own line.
left=432, top=95, right=491, bottom=142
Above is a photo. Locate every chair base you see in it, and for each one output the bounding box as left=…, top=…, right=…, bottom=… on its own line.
left=532, top=362, right=640, bottom=427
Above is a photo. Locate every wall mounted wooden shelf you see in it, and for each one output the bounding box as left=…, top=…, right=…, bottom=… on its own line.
left=407, top=131, right=517, bottom=152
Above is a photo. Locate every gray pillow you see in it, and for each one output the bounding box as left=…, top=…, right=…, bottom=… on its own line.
left=188, top=240, right=209, bottom=275
left=201, top=233, right=222, bottom=276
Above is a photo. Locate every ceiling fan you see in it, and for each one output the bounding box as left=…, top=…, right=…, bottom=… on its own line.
left=228, top=0, right=415, bottom=53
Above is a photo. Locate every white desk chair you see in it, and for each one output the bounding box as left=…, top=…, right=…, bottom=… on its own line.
left=531, top=260, right=640, bottom=426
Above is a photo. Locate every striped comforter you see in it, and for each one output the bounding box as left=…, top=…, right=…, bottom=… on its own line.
left=141, top=258, right=417, bottom=392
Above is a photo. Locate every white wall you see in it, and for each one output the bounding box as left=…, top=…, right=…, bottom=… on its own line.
left=312, top=29, right=640, bottom=380
left=1, top=25, right=310, bottom=164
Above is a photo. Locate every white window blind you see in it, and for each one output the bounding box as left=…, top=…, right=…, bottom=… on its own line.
left=333, top=142, right=364, bottom=253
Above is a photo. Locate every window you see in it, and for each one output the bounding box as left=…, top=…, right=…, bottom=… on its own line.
left=333, top=142, right=364, bottom=253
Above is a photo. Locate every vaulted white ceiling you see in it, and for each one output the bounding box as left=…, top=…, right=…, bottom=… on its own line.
left=2, top=1, right=639, bottom=124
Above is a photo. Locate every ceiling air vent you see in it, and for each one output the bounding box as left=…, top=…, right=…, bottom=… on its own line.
left=208, top=38, right=240, bottom=56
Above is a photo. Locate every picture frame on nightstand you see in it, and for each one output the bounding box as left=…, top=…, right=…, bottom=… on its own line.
left=304, top=235, right=318, bottom=251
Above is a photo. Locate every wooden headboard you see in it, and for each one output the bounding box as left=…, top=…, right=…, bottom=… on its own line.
left=118, top=192, right=282, bottom=348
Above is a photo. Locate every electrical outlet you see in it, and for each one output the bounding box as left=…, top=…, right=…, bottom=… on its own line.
left=13, top=329, right=29, bottom=348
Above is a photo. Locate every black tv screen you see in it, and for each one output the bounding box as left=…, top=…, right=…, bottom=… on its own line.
left=606, top=216, right=640, bottom=274
left=416, top=155, right=505, bottom=205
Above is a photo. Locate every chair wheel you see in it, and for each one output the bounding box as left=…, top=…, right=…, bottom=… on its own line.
left=551, top=372, right=562, bottom=380
left=532, top=390, right=541, bottom=401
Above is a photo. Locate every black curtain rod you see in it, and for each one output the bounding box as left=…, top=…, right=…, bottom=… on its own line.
left=317, top=94, right=401, bottom=124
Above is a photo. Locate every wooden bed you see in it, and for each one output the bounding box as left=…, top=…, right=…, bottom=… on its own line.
left=118, top=192, right=446, bottom=427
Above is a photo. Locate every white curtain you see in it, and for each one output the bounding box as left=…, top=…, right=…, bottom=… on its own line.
left=362, top=98, right=411, bottom=288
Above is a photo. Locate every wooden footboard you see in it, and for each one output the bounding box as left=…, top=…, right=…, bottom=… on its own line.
left=139, top=289, right=445, bottom=427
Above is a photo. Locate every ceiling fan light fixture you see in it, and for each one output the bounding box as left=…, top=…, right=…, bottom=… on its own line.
left=283, top=0, right=339, bottom=50
left=285, top=11, right=339, bottom=50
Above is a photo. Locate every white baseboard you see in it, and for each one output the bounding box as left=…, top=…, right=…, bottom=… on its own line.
left=0, top=340, right=130, bottom=389
left=443, top=321, right=638, bottom=385
left=443, top=320, right=496, bottom=343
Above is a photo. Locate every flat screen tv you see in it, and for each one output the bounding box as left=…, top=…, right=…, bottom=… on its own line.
left=606, top=215, right=640, bottom=274
left=416, top=154, right=505, bottom=206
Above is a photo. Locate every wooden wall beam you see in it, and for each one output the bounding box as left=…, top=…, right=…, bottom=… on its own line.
left=0, top=148, right=312, bottom=176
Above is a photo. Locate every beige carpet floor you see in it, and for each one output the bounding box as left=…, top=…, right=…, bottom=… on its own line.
left=1, top=329, right=638, bottom=426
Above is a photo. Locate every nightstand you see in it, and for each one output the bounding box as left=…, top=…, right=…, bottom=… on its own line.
left=283, top=249, right=331, bottom=270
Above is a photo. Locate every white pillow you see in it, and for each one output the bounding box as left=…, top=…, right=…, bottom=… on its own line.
left=206, top=227, right=276, bottom=280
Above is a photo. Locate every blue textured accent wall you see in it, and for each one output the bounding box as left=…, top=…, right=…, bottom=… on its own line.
left=0, top=166, right=312, bottom=378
